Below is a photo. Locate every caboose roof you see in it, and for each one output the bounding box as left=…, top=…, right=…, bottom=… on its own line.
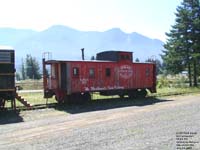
left=44, top=59, right=155, bottom=65
left=97, top=50, right=133, bottom=54
left=45, top=59, right=114, bottom=64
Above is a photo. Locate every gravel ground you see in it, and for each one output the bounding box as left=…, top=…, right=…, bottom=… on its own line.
left=0, top=94, right=200, bottom=150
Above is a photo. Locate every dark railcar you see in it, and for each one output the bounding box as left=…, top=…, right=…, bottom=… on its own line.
left=0, top=47, right=15, bottom=109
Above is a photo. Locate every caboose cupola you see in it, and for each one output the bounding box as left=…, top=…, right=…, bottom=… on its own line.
left=96, top=50, right=133, bottom=62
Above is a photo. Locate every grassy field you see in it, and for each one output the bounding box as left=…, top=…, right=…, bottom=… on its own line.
left=150, top=87, right=200, bottom=97
left=16, top=79, right=43, bottom=90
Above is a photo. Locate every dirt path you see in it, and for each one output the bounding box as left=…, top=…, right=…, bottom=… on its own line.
left=0, top=94, right=200, bottom=150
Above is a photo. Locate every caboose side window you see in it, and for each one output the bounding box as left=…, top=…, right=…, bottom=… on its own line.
left=51, top=64, right=56, bottom=78
left=119, top=54, right=131, bottom=61
left=73, top=67, right=79, bottom=77
left=120, top=55, right=125, bottom=60
left=125, top=55, right=130, bottom=60
left=146, top=68, right=150, bottom=77
left=105, top=68, right=111, bottom=77
left=89, top=68, right=95, bottom=78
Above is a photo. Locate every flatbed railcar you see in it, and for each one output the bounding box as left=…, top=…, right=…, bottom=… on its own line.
left=43, top=51, right=156, bottom=103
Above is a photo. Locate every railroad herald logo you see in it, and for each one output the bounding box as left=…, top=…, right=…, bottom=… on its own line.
left=119, top=65, right=133, bottom=79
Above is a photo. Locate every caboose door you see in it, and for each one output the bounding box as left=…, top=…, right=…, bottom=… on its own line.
left=60, top=63, right=67, bottom=89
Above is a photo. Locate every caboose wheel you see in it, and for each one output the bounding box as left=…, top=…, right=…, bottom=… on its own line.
left=137, top=89, right=147, bottom=98
left=128, top=90, right=137, bottom=99
left=69, top=93, right=91, bottom=104
left=63, top=95, right=71, bottom=104
left=82, top=93, right=91, bottom=102
left=119, top=93, right=125, bottom=98
left=80, top=93, right=91, bottom=103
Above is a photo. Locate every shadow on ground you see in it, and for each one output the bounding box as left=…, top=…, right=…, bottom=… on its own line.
left=0, top=97, right=173, bottom=124
left=0, top=110, right=23, bottom=124
left=54, top=97, right=173, bottom=114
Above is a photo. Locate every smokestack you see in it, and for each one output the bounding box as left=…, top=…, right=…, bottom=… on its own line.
left=81, top=48, right=85, bottom=60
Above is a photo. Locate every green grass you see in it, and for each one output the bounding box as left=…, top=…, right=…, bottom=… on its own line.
left=5, top=92, right=56, bottom=109
left=19, top=92, right=56, bottom=105
left=150, top=87, right=200, bottom=97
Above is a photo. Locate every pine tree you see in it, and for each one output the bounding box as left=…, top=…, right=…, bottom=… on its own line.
left=91, top=56, right=95, bottom=60
left=135, top=58, right=140, bottom=62
left=162, top=0, right=200, bottom=86
left=146, top=58, right=163, bottom=75
left=15, top=72, right=21, bottom=81
left=189, top=0, right=200, bottom=86
left=21, top=58, right=26, bottom=80
left=25, top=54, right=41, bottom=79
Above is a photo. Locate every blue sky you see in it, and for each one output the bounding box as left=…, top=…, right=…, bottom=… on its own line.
left=0, top=0, right=182, bottom=41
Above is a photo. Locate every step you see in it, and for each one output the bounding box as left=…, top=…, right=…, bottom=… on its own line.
left=15, top=94, right=32, bottom=108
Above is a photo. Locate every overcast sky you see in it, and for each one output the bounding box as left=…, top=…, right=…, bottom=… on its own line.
left=0, top=0, right=182, bottom=41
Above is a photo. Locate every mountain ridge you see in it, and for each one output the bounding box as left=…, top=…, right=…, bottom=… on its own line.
left=0, top=25, right=164, bottom=63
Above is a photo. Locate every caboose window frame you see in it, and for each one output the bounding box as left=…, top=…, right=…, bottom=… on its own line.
left=89, top=68, right=95, bottom=78
left=120, top=55, right=125, bottom=60
left=125, top=55, right=130, bottom=60
left=73, top=67, right=79, bottom=77
left=51, top=64, right=56, bottom=78
left=146, top=68, right=150, bottom=77
left=105, top=68, right=111, bottom=77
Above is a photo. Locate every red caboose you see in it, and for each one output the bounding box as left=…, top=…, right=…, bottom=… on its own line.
left=43, top=51, right=156, bottom=103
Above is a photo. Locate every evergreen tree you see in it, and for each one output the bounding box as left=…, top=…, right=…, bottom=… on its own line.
left=21, top=58, right=26, bottom=80
left=15, top=72, right=21, bottom=81
left=135, top=58, right=140, bottom=62
left=162, top=0, right=200, bottom=86
left=91, top=56, right=95, bottom=60
left=189, top=0, right=200, bottom=86
left=25, top=54, right=41, bottom=79
left=146, top=58, right=163, bottom=75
